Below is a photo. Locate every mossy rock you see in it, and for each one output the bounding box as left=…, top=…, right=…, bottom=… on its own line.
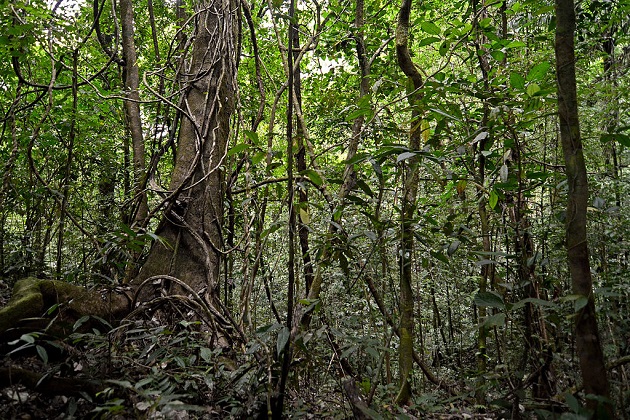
left=0, top=277, right=129, bottom=337
left=0, top=277, right=46, bottom=335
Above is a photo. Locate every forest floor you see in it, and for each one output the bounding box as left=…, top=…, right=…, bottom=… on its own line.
left=0, top=282, right=509, bottom=419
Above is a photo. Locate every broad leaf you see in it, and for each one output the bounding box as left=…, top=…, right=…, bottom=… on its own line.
left=302, top=169, right=323, bottom=186
left=396, top=151, right=416, bottom=163
left=482, top=313, right=505, bottom=328
left=512, top=297, right=558, bottom=311
left=526, top=62, right=550, bottom=81
left=447, top=240, right=460, bottom=256
left=36, top=345, right=48, bottom=364
left=420, top=21, right=441, bottom=35
left=473, top=131, right=489, bottom=143
left=474, top=291, right=505, bottom=309
left=489, top=190, right=499, bottom=209
left=510, top=72, right=525, bottom=90
left=419, top=36, right=441, bottom=46
left=299, top=207, right=310, bottom=224
left=228, top=143, right=249, bottom=156
left=431, top=250, right=450, bottom=264
left=526, top=83, right=541, bottom=96
left=199, top=347, right=213, bottom=363
left=277, top=326, right=290, bottom=357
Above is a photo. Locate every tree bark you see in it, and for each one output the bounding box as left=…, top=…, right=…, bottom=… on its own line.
left=395, top=0, right=423, bottom=405
left=120, top=0, right=148, bottom=229
left=134, top=0, right=238, bottom=302
left=554, top=0, right=612, bottom=415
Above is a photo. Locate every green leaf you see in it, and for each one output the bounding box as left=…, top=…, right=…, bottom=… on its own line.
left=601, top=133, right=630, bottom=147
left=228, top=143, right=249, bottom=156
left=593, top=197, right=606, bottom=210
left=359, top=406, right=384, bottom=420
left=396, top=151, right=416, bottom=163
left=356, top=180, right=374, bottom=197
left=419, top=37, right=441, bottom=47
left=135, top=377, right=154, bottom=389
left=199, top=347, right=213, bottom=363
left=506, top=40, right=526, bottom=48
left=277, top=326, right=290, bottom=356
left=364, top=230, right=377, bottom=241
left=340, top=344, right=359, bottom=359
left=345, top=152, right=370, bottom=165
left=447, top=240, right=460, bottom=256
left=510, top=72, right=525, bottom=90
left=243, top=129, right=259, bottom=144
left=474, top=291, right=505, bottom=309
left=20, top=334, right=36, bottom=344
left=73, top=315, right=91, bottom=331
left=482, top=313, right=505, bottom=328
left=475, top=259, right=497, bottom=266
left=564, top=392, right=580, bottom=413
left=346, top=107, right=372, bottom=121
left=366, top=347, right=379, bottom=360
left=574, top=296, right=589, bottom=312
left=499, top=164, right=509, bottom=182
left=473, top=131, right=489, bottom=143
left=490, top=50, right=505, bottom=62
left=478, top=17, right=492, bottom=28
left=251, top=151, right=266, bottom=165
left=489, top=190, right=499, bottom=209
left=512, top=297, right=558, bottom=311
left=561, top=294, right=590, bottom=312
left=430, top=250, right=449, bottom=264
left=256, top=323, right=282, bottom=334
left=420, top=21, right=441, bottom=35
left=302, top=169, right=323, bottom=186
left=46, top=303, right=59, bottom=315
left=526, top=83, right=541, bottom=96
left=106, top=380, right=133, bottom=389
left=299, top=207, right=310, bottom=224
left=36, top=345, right=48, bottom=364
left=431, top=107, right=460, bottom=121
left=526, top=62, right=550, bottom=81
left=439, top=41, right=450, bottom=56
left=261, top=222, right=282, bottom=238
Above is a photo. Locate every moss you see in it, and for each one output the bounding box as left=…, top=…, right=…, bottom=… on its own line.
left=0, top=278, right=131, bottom=338
left=0, top=278, right=45, bottom=335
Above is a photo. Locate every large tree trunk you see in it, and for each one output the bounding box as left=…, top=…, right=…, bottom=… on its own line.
left=0, top=0, right=239, bottom=351
left=133, top=0, right=237, bottom=301
left=554, top=0, right=612, bottom=416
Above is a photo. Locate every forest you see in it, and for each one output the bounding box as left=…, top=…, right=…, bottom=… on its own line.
left=0, top=0, right=628, bottom=417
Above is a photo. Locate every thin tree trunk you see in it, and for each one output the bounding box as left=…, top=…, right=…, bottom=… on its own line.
left=56, top=52, right=78, bottom=279
left=291, top=25, right=315, bottom=295
left=120, top=0, right=148, bottom=228
left=471, top=0, right=491, bottom=401
left=395, top=0, right=423, bottom=404
left=554, top=0, right=612, bottom=415
left=0, top=84, right=23, bottom=274
left=274, top=0, right=297, bottom=415
left=299, top=0, right=372, bottom=325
